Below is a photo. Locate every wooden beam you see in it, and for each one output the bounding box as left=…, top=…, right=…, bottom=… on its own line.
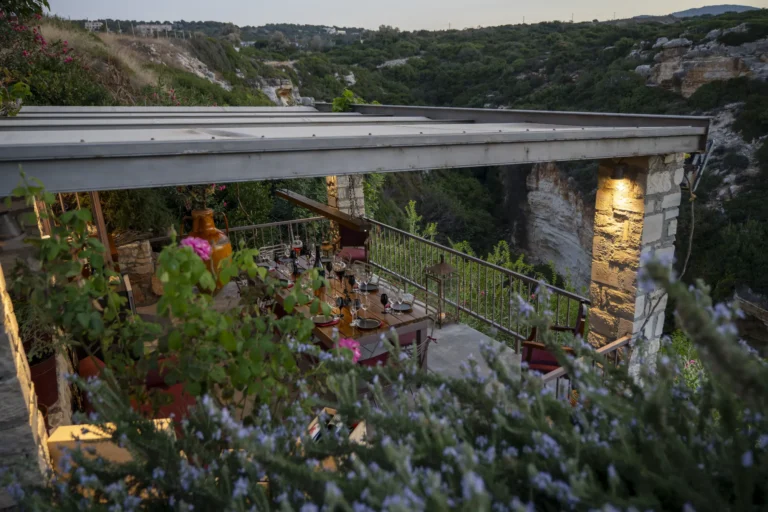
left=88, top=191, right=113, bottom=266
left=276, top=189, right=370, bottom=232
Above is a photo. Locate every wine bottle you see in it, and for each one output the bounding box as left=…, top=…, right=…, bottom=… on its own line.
left=290, top=247, right=299, bottom=277
left=314, top=244, right=325, bottom=278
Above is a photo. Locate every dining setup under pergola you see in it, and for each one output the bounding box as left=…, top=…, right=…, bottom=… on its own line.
left=0, top=102, right=709, bottom=394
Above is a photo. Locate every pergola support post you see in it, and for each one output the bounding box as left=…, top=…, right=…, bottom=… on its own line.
left=88, top=191, right=113, bottom=266
left=588, top=154, right=684, bottom=378
left=326, top=175, right=365, bottom=217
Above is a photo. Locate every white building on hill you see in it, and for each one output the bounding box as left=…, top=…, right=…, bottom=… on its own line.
left=84, top=20, right=103, bottom=32
left=136, top=24, right=173, bottom=37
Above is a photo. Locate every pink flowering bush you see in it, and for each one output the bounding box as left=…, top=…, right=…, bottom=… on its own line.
left=181, top=236, right=212, bottom=261
left=0, top=12, right=111, bottom=107
left=337, top=337, right=361, bottom=363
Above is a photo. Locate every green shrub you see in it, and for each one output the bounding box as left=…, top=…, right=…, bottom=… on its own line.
left=722, top=151, right=751, bottom=172
left=718, top=22, right=768, bottom=46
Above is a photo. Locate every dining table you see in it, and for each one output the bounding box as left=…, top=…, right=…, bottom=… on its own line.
left=268, top=257, right=431, bottom=365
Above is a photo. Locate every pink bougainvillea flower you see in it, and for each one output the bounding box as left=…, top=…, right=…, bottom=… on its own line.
left=181, top=236, right=212, bottom=262
left=222, top=201, right=227, bottom=207
left=218, top=185, right=226, bottom=191
left=63, top=40, right=68, bottom=46
left=63, top=56, right=73, bottom=64
left=338, top=338, right=361, bottom=363
left=21, top=50, right=29, bottom=57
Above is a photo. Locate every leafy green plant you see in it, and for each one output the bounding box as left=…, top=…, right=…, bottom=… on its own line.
left=331, top=88, right=364, bottom=112
left=0, top=78, right=29, bottom=116
left=1, top=0, right=49, bottom=18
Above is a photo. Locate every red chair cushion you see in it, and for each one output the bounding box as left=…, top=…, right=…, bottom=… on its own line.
left=339, top=247, right=367, bottom=263
left=358, top=352, right=390, bottom=367
left=522, top=345, right=562, bottom=374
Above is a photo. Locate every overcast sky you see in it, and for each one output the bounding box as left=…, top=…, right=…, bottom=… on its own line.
left=50, top=0, right=768, bottom=31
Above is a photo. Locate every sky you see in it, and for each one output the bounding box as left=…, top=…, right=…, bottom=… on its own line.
left=50, top=0, right=768, bottom=31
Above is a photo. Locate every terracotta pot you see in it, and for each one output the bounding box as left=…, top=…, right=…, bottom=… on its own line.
left=29, top=352, right=59, bottom=409
left=182, top=209, right=233, bottom=292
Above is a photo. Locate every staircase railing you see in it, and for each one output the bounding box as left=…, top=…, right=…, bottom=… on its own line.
left=366, top=219, right=590, bottom=351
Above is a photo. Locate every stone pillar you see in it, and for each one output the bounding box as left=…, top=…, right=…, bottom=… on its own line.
left=588, top=154, right=684, bottom=376
left=0, top=263, right=51, bottom=508
left=117, top=240, right=155, bottom=306
left=326, top=175, right=365, bottom=217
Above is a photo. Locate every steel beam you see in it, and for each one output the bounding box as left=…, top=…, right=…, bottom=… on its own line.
left=0, top=132, right=703, bottom=194
left=316, top=103, right=711, bottom=144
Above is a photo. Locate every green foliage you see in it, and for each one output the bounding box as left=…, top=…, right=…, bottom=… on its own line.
left=7, top=173, right=131, bottom=360
left=7, top=175, right=333, bottom=421
left=331, top=88, right=364, bottom=112
left=718, top=21, right=768, bottom=46
left=404, top=200, right=437, bottom=240
left=0, top=0, right=49, bottom=17
left=143, top=66, right=272, bottom=107
left=97, top=188, right=175, bottom=235
left=189, top=35, right=235, bottom=74
left=0, top=13, right=112, bottom=107
left=0, top=78, right=29, bottom=115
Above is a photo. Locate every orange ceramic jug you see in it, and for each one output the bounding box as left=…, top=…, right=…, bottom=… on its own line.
left=182, top=209, right=233, bottom=292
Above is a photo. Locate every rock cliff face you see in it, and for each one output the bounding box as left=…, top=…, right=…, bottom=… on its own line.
left=522, top=163, right=594, bottom=290
left=638, top=28, right=768, bottom=97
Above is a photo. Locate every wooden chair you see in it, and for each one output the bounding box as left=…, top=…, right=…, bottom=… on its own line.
left=522, top=302, right=587, bottom=373
left=337, top=225, right=369, bottom=263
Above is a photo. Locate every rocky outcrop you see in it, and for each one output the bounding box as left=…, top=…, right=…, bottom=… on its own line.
left=252, top=78, right=302, bottom=106
left=639, top=31, right=768, bottom=97
left=523, top=163, right=594, bottom=290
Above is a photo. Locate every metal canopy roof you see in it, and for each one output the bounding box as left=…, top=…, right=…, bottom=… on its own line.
left=0, top=104, right=709, bottom=195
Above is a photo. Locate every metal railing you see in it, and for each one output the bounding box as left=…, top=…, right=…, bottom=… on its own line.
left=148, top=215, right=590, bottom=352
left=149, top=217, right=332, bottom=251
left=366, top=219, right=590, bottom=349
left=541, top=335, right=632, bottom=400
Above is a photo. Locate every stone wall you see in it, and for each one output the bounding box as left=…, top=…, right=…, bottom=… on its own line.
left=0, top=263, right=50, bottom=509
left=326, top=175, right=365, bottom=217
left=588, top=154, right=684, bottom=377
left=117, top=240, right=155, bottom=306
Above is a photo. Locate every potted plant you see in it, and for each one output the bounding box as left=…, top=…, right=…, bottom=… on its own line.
left=12, top=296, right=59, bottom=416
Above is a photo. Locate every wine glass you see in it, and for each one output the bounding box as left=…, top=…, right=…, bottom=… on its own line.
left=349, top=300, right=358, bottom=328
left=360, top=294, right=369, bottom=320
left=332, top=256, right=346, bottom=282
left=358, top=267, right=369, bottom=296
left=394, top=286, right=404, bottom=314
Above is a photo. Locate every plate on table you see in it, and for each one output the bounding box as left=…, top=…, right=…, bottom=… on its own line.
left=356, top=318, right=382, bottom=330
left=392, top=303, right=412, bottom=312
left=312, top=315, right=336, bottom=325
left=359, top=283, right=379, bottom=292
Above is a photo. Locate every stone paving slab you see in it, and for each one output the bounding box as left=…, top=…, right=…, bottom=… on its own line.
left=427, top=323, right=521, bottom=380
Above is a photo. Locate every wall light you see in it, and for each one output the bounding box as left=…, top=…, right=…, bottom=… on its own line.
left=611, top=165, right=626, bottom=181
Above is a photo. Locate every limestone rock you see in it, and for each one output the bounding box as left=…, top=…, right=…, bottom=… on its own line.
left=663, top=38, right=692, bottom=49
left=639, top=34, right=767, bottom=97
left=523, top=163, right=593, bottom=289
left=705, top=29, right=722, bottom=41
left=634, top=64, right=652, bottom=78
left=652, top=37, right=669, bottom=49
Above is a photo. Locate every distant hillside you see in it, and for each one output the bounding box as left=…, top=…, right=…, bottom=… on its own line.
left=671, top=4, right=759, bottom=17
